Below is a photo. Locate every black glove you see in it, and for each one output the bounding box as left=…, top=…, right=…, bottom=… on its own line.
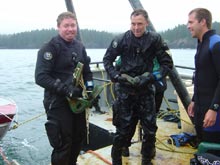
left=134, top=74, right=155, bottom=88
left=67, top=85, right=82, bottom=99
left=53, top=79, right=82, bottom=98
left=110, top=71, right=120, bottom=82
left=114, top=75, right=132, bottom=86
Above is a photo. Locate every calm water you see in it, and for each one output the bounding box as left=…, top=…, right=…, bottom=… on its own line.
left=0, top=48, right=196, bottom=165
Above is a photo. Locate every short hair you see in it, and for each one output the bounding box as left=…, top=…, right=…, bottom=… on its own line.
left=56, top=11, right=77, bottom=26
left=189, top=8, right=212, bottom=29
left=130, top=9, right=149, bottom=22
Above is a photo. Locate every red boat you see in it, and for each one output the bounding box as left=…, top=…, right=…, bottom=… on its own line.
left=0, top=97, right=17, bottom=140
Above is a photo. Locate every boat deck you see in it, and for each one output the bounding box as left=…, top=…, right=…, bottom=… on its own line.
left=78, top=108, right=196, bottom=165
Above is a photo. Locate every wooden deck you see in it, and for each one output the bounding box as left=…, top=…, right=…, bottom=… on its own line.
left=77, top=75, right=196, bottom=164
left=78, top=109, right=196, bottom=165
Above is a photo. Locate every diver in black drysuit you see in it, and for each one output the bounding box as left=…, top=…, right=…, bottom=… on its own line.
left=115, top=57, right=167, bottom=157
left=35, top=35, right=93, bottom=165
left=103, top=30, right=173, bottom=164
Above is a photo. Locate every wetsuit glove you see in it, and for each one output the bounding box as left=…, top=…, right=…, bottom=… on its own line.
left=67, top=85, right=82, bottom=99
left=53, top=79, right=68, bottom=96
left=110, top=71, right=120, bottom=82
left=114, top=74, right=132, bottom=86
left=134, top=74, right=155, bottom=88
left=53, top=79, right=82, bottom=98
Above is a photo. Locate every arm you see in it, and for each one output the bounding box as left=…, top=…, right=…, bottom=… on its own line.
left=103, top=36, right=122, bottom=81
left=154, top=35, right=173, bottom=78
left=187, top=101, right=195, bottom=117
left=35, top=43, right=57, bottom=90
left=209, top=42, right=220, bottom=112
left=82, top=48, right=93, bottom=82
left=203, top=41, right=220, bottom=127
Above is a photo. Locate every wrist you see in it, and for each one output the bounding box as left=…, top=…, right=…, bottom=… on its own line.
left=86, top=81, right=94, bottom=90
left=112, top=74, right=119, bottom=82
left=210, top=103, right=220, bottom=112
left=152, top=71, right=162, bottom=81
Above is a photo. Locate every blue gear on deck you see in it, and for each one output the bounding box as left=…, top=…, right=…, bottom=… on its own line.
left=168, top=132, right=196, bottom=147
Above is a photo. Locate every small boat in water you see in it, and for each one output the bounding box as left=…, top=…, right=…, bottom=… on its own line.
left=0, top=97, right=17, bottom=140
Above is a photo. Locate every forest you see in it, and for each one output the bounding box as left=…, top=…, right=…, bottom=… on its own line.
left=0, top=22, right=219, bottom=49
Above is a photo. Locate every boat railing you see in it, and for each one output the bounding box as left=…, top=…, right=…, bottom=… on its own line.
left=90, top=61, right=195, bottom=82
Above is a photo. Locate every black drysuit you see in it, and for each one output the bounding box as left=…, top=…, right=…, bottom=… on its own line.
left=35, top=35, right=93, bottom=165
left=103, top=30, right=173, bottom=164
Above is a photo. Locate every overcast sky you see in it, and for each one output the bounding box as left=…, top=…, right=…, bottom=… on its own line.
left=0, top=0, right=219, bottom=34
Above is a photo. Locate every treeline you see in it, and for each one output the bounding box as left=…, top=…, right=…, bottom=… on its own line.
left=0, top=22, right=219, bottom=49
left=160, top=22, right=220, bottom=48
left=0, top=29, right=115, bottom=49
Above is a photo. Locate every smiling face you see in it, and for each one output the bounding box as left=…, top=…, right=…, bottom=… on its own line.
left=57, top=17, right=77, bottom=42
left=187, top=9, right=210, bottom=41
left=130, top=14, right=148, bottom=38
left=187, top=12, right=203, bottom=39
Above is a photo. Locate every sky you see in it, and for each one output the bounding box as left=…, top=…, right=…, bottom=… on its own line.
left=0, top=0, right=219, bottom=34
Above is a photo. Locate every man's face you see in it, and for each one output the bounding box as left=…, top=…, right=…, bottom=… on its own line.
left=58, top=18, right=77, bottom=42
left=187, top=12, right=203, bottom=39
left=130, top=15, right=148, bottom=38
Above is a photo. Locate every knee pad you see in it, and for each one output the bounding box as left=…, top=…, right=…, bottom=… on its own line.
left=45, top=120, right=62, bottom=149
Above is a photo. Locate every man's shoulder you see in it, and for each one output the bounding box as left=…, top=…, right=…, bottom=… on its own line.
left=146, top=31, right=161, bottom=38
left=210, top=33, right=220, bottom=50
left=113, top=30, right=131, bottom=40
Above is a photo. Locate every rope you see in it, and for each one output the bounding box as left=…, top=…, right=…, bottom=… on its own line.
left=96, top=65, right=111, bottom=108
left=158, top=96, right=193, bottom=126
left=0, top=147, right=12, bottom=165
left=109, top=82, right=115, bottom=101
left=155, top=136, right=196, bottom=154
left=9, top=112, right=45, bottom=130
left=86, top=150, right=112, bottom=165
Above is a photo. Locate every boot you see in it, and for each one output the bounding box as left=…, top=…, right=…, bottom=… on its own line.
left=111, top=146, right=122, bottom=165
left=141, top=157, right=153, bottom=165
left=121, top=147, right=130, bottom=157
left=141, top=147, right=155, bottom=165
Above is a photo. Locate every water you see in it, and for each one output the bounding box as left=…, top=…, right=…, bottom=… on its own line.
left=0, top=48, right=196, bottom=165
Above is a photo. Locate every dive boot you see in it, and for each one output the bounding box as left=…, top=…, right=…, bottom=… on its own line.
left=111, top=146, right=122, bottom=165
left=121, top=147, right=130, bottom=157
left=141, top=158, right=153, bottom=165
left=141, top=147, right=155, bottom=165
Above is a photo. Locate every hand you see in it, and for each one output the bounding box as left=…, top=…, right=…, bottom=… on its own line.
left=118, top=76, right=128, bottom=83
left=134, top=74, right=155, bottom=87
left=67, top=85, right=82, bottom=99
left=203, top=109, right=217, bottom=128
left=111, top=71, right=120, bottom=82
left=86, top=90, right=93, bottom=99
left=53, top=79, right=68, bottom=96
left=187, top=102, right=195, bottom=117
left=53, top=79, right=82, bottom=98
left=115, top=75, right=132, bottom=86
